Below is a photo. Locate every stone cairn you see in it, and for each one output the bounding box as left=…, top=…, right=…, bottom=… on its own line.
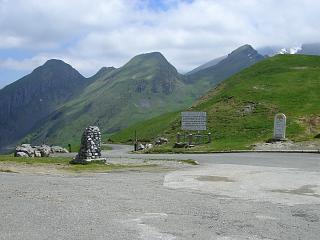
left=71, top=126, right=106, bottom=164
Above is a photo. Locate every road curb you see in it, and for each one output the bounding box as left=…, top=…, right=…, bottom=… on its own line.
left=142, top=150, right=320, bottom=154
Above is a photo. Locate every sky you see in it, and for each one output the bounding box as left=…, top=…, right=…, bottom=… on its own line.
left=1, top=0, right=320, bottom=88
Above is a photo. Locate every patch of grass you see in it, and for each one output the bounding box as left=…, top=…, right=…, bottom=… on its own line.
left=109, top=111, right=180, bottom=143
left=0, top=155, right=70, bottom=164
left=0, top=155, right=158, bottom=173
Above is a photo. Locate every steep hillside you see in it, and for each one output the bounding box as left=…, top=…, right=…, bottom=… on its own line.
left=0, top=59, right=89, bottom=151
left=185, top=45, right=265, bottom=92
left=111, top=55, right=320, bottom=151
left=26, top=52, right=196, bottom=147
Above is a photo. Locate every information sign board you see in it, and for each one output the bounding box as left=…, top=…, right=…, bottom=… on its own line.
left=181, top=112, right=207, bottom=131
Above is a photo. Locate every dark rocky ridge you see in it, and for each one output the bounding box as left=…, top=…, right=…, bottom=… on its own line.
left=186, top=55, right=227, bottom=75
left=185, top=44, right=265, bottom=86
left=0, top=59, right=89, bottom=151
left=25, top=51, right=190, bottom=147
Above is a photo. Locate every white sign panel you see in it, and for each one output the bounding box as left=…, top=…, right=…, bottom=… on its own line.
left=181, top=112, right=207, bottom=131
left=273, top=113, right=286, bottom=140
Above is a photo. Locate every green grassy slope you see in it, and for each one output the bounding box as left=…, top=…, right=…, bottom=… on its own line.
left=110, top=55, right=320, bottom=151
left=108, top=111, right=180, bottom=143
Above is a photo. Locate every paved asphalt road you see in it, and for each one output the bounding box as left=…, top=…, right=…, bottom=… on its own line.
left=104, top=144, right=320, bottom=171
left=1, top=145, right=319, bottom=240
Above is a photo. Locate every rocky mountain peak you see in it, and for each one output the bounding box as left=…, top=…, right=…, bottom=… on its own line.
left=32, top=59, right=81, bottom=76
left=124, top=51, right=174, bottom=70
left=229, top=44, right=256, bottom=56
left=43, top=58, right=67, bottom=66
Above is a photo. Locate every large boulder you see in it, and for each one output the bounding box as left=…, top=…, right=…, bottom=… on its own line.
left=36, top=145, right=51, bottom=157
left=14, top=144, right=35, bottom=157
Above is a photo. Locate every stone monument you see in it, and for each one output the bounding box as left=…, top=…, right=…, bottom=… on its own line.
left=273, top=113, right=286, bottom=140
left=71, top=126, right=106, bottom=164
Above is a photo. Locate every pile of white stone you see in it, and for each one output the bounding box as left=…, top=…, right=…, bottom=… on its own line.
left=71, top=126, right=105, bottom=164
left=14, top=144, right=68, bottom=157
left=136, top=137, right=168, bottom=151
left=155, top=137, right=168, bottom=145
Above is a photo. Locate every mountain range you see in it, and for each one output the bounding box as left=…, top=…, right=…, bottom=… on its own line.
left=0, top=44, right=266, bottom=151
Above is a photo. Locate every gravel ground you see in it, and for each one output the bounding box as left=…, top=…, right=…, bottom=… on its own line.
left=1, top=146, right=320, bottom=240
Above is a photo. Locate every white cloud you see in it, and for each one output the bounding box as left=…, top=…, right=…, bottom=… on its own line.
left=1, top=0, right=320, bottom=81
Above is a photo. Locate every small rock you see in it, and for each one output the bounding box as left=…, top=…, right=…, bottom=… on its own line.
left=145, top=143, right=153, bottom=149
left=50, top=146, right=69, bottom=153
left=137, top=144, right=145, bottom=151
left=174, top=142, right=187, bottom=148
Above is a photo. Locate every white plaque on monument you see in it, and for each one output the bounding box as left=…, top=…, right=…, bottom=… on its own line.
left=181, top=112, right=207, bottom=131
left=273, top=113, right=286, bottom=140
